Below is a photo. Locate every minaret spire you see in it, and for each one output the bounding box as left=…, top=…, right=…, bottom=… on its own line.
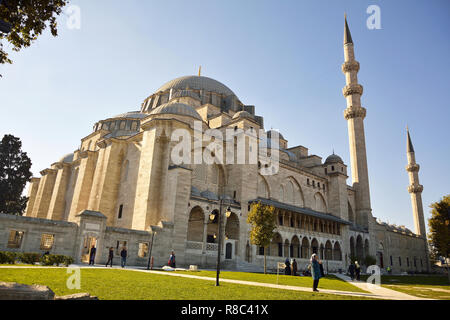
left=405, top=128, right=429, bottom=271
left=342, top=16, right=371, bottom=228
left=406, top=128, right=425, bottom=236
left=344, top=14, right=353, bottom=45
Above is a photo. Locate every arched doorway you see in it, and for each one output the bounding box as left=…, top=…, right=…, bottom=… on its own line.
left=325, top=241, right=333, bottom=260
left=187, top=206, right=204, bottom=242
left=291, top=236, right=300, bottom=258
left=311, top=238, right=319, bottom=255
left=301, top=237, right=309, bottom=259
left=271, top=233, right=283, bottom=257
left=350, top=236, right=355, bottom=260
left=225, top=212, right=239, bottom=240
left=356, top=235, right=364, bottom=262
left=333, top=242, right=342, bottom=261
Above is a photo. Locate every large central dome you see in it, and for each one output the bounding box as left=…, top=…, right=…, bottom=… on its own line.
left=156, top=75, right=235, bottom=96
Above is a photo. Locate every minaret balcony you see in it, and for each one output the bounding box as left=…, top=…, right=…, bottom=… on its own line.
left=344, top=106, right=366, bottom=120
left=342, top=84, right=363, bottom=97
left=406, top=163, right=420, bottom=172
left=408, top=184, right=423, bottom=193
left=341, top=60, right=360, bottom=73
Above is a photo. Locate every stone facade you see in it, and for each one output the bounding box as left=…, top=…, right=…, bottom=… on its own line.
left=0, top=18, right=429, bottom=274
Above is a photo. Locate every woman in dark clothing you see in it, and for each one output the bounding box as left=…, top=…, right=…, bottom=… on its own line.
left=168, top=251, right=176, bottom=268
left=106, top=247, right=114, bottom=267
left=89, top=245, right=96, bottom=266
left=355, top=261, right=361, bottom=281
left=348, top=262, right=355, bottom=280
left=310, top=254, right=321, bottom=292
left=292, top=259, right=298, bottom=276
left=284, top=258, right=291, bottom=275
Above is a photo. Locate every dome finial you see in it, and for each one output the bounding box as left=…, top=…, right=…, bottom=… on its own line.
left=198, top=66, right=202, bottom=77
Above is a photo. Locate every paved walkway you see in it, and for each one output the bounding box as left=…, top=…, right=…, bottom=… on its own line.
left=331, top=273, right=430, bottom=300
left=0, top=265, right=432, bottom=300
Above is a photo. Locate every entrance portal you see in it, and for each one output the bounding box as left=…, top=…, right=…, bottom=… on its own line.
left=82, top=236, right=97, bottom=263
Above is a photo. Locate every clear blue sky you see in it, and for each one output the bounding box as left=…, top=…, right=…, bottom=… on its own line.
left=1, top=0, right=449, bottom=232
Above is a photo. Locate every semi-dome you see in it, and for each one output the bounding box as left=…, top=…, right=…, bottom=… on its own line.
left=112, top=111, right=148, bottom=119
left=156, top=75, right=235, bottom=97
left=149, top=101, right=202, bottom=120
left=58, top=153, right=74, bottom=163
left=232, top=110, right=254, bottom=120
left=325, top=153, right=344, bottom=164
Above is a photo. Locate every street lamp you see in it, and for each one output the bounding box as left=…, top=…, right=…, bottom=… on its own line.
left=209, top=197, right=232, bottom=286
left=147, top=231, right=156, bottom=270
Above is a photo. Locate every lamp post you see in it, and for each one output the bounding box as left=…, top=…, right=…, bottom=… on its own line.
left=209, top=196, right=232, bottom=286
left=147, top=231, right=156, bottom=270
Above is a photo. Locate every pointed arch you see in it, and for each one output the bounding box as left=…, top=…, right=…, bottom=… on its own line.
left=348, top=201, right=354, bottom=223
left=257, top=175, right=270, bottom=199
left=314, top=192, right=327, bottom=213
left=187, top=206, right=204, bottom=242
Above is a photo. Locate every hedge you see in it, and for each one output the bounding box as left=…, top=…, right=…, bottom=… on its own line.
left=0, top=251, right=74, bottom=266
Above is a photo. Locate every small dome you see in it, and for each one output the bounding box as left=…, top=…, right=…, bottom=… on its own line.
left=58, top=153, right=74, bottom=163
left=325, top=154, right=344, bottom=164
left=266, top=130, right=285, bottom=141
left=232, top=110, right=254, bottom=120
left=150, top=101, right=202, bottom=120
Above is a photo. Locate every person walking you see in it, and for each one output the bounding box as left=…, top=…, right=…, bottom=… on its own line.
left=106, top=247, right=114, bottom=267
left=284, top=258, right=291, bottom=275
left=89, top=245, right=96, bottom=266
left=318, top=259, right=325, bottom=278
left=310, top=254, right=321, bottom=292
left=348, top=261, right=355, bottom=280
left=120, top=246, right=128, bottom=268
left=292, top=259, right=298, bottom=276
left=168, top=251, right=176, bottom=268
left=355, top=261, right=361, bottom=281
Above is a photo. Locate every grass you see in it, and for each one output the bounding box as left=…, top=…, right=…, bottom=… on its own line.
left=0, top=267, right=376, bottom=300
left=360, top=275, right=450, bottom=300
left=172, top=270, right=369, bottom=293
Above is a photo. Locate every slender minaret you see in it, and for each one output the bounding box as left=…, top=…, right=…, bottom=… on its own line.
left=406, top=128, right=426, bottom=236
left=342, top=16, right=372, bottom=228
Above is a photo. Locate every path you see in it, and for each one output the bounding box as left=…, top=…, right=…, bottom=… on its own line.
left=331, top=273, right=430, bottom=300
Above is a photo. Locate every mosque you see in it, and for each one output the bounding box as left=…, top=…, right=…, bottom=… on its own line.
left=1, top=18, right=429, bottom=273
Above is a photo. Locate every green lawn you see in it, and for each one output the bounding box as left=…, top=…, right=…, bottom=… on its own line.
left=360, top=275, right=450, bottom=300
left=0, top=267, right=375, bottom=300
left=172, top=270, right=368, bottom=293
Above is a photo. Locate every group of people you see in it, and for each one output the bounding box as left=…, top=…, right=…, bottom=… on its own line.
left=347, top=260, right=361, bottom=281
left=88, top=245, right=128, bottom=268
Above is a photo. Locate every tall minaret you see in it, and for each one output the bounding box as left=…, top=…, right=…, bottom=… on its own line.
left=406, top=128, right=426, bottom=237
left=342, top=16, right=372, bottom=228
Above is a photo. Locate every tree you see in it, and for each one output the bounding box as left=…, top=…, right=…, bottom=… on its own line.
left=0, top=134, right=32, bottom=215
left=247, top=201, right=276, bottom=274
left=428, top=195, right=450, bottom=261
left=0, top=0, right=68, bottom=73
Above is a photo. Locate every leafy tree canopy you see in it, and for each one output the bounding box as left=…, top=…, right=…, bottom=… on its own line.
left=428, top=195, right=450, bottom=259
left=0, top=0, right=68, bottom=70
left=0, top=134, right=32, bottom=215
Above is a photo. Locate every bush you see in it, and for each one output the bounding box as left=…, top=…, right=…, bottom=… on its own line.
left=40, top=254, right=74, bottom=266
left=19, top=252, right=41, bottom=265
left=1, top=251, right=74, bottom=267
left=0, top=251, right=18, bottom=264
